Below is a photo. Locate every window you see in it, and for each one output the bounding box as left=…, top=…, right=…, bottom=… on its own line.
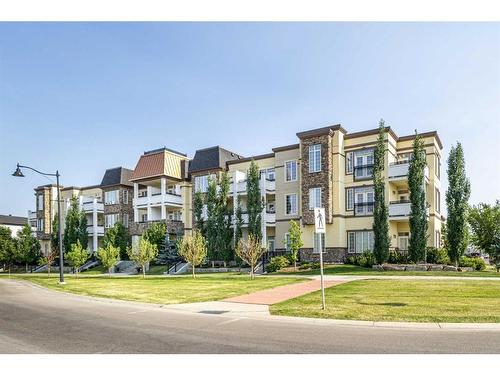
left=285, top=160, right=297, bottom=182
left=268, top=237, right=275, bottom=252
left=313, top=233, right=326, bottom=253
left=123, top=213, right=129, bottom=228
left=353, top=149, right=375, bottom=179
left=37, top=194, right=44, bottom=211
left=309, top=144, right=321, bottom=173
left=435, top=155, right=441, bottom=178
left=123, top=190, right=129, bottom=204
left=346, top=152, right=353, bottom=174
left=435, top=188, right=441, bottom=213
left=141, top=213, right=148, bottom=222
left=435, top=230, right=441, bottom=248
left=309, top=187, right=321, bottom=210
left=284, top=233, right=291, bottom=251
left=285, top=194, right=298, bottom=215
left=105, top=214, right=119, bottom=228
left=346, top=188, right=354, bottom=210
left=37, top=218, right=44, bottom=232
left=104, top=190, right=119, bottom=205
left=267, top=168, right=275, bottom=181
left=347, top=231, right=374, bottom=253
left=195, top=175, right=210, bottom=193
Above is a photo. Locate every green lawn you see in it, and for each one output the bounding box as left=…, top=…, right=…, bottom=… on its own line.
left=146, top=265, right=168, bottom=275
left=276, top=264, right=500, bottom=277
left=270, top=279, right=500, bottom=323
left=17, top=274, right=305, bottom=305
left=81, top=265, right=108, bottom=274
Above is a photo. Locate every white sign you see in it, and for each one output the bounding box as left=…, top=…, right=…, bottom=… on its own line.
left=314, top=207, right=326, bottom=233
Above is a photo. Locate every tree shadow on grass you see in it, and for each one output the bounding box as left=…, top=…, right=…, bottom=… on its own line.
left=358, top=302, right=408, bottom=307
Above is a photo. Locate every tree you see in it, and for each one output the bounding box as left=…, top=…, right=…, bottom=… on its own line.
left=236, top=234, right=267, bottom=279
left=446, top=143, right=471, bottom=267
left=127, top=238, right=158, bottom=278
left=468, top=201, right=500, bottom=264
left=66, top=240, right=90, bottom=278
left=193, top=190, right=205, bottom=235
left=372, top=119, right=390, bottom=264
left=234, top=196, right=244, bottom=248
left=50, top=213, right=59, bottom=255
left=63, top=196, right=88, bottom=253
left=143, top=221, right=166, bottom=253
left=96, top=243, right=120, bottom=277
left=288, top=220, right=303, bottom=269
left=0, top=225, right=17, bottom=274
left=247, top=160, right=264, bottom=241
left=103, top=222, right=130, bottom=260
left=408, top=131, right=428, bottom=263
left=178, top=230, right=207, bottom=278
left=204, top=177, right=218, bottom=261
left=38, top=248, right=57, bottom=278
left=16, top=223, right=41, bottom=272
left=215, top=171, right=233, bottom=263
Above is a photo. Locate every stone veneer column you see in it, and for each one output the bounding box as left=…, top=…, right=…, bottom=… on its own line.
left=133, top=183, right=139, bottom=222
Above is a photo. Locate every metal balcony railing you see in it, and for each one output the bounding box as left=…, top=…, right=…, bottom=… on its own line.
left=354, top=201, right=375, bottom=216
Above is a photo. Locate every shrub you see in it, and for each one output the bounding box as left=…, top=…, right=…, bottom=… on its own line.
left=298, top=262, right=312, bottom=270
left=310, top=262, right=320, bottom=269
left=346, top=256, right=358, bottom=265
left=425, top=247, right=439, bottom=263
left=437, top=248, right=451, bottom=265
left=357, top=250, right=375, bottom=268
left=266, top=256, right=290, bottom=273
left=459, top=256, right=486, bottom=271
left=388, top=250, right=409, bottom=264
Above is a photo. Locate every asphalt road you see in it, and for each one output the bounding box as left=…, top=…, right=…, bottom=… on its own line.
left=1, top=279, right=499, bottom=354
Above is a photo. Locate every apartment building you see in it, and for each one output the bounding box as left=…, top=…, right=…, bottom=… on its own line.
left=129, top=147, right=192, bottom=245
left=31, top=167, right=134, bottom=255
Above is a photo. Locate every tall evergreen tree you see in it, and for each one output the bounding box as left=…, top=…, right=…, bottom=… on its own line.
left=63, top=196, right=81, bottom=253
left=193, top=190, right=205, bottom=235
left=215, top=171, right=233, bottom=262
left=446, top=143, right=471, bottom=266
left=246, top=160, right=264, bottom=241
left=50, top=213, right=59, bottom=255
left=78, top=212, right=88, bottom=250
left=408, top=131, right=428, bottom=263
left=205, top=177, right=219, bottom=260
left=372, top=119, right=390, bottom=264
left=103, top=222, right=130, bottom=260
left=234, top=196, right=244, bottom=248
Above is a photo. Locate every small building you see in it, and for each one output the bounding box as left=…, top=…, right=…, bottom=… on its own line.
left=0, top=214, right=31, bottom=237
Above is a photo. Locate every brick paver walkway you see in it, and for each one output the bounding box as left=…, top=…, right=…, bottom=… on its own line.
left=223, top=279, right=348, bottom=305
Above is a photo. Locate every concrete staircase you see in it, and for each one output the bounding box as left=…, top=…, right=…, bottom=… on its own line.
left=165, top=262, right=188, bottom=275
left=115, top=261, right=138, bottom=275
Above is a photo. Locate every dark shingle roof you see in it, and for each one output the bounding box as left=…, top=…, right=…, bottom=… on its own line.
left=0, top=215, right=28, bottom=226
left=188, top=146, right=243, bottom=174
left=100, top=167, right=133, bottom=187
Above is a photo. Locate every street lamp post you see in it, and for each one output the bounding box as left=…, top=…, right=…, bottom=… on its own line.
left=12, top=163, right=65, bottom=284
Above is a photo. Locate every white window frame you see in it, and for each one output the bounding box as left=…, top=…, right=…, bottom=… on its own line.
left=267, top=168, right=275, bottom=181
left=347, top=232, right=356, bottom=253
left=346, top=188, right=354, bottom=211
left=284, top=160, right=297, bottom=182
left=435, top=188, right=440, bottom=214
left=37, top=194, right=44, bottom=211
left=104, top=190, right=119, bottom=205
left=313, top=233, right=326, bottom=254
left=309, top=187, right=321, bottom=210
left=194, top=175, right=210, bottom=193
left=123, top=190, right=129, bottom=204
left=309, top=144, right=321, bottom=173
left=105, top=213, right=119, bottom=228
left=285, top=193, right=298, bottom=215
left=347, top=231, right=374, bottom=253
left=123, top=213, right=129, bottom=228
left=284, top=233, right=291, bottom=251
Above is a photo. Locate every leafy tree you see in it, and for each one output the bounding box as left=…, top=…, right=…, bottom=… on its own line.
left=38, top=248, right=57, bottom=277
left=127, top=238, right=158, bottom=278
left=408, top=131, right=428, bottom=263
left=50, top=213, right=59, bottom=255
left=215, top=171, right=233, bottom=263
left=204, top=177, right=218, bottom=261
left=372, top=119, right=390, bottom=264
left=236, top=234, right=266, bottom=279
left=66, top=240, right=90, bottom=278
left=446, top=143, right=471, bottom=266
left=96, top=243, right=120, bottom=277
left=0, top=225, right=17, bottom=274
left=247, top=160, right=264, bottom=241
left=103, top=222, right=130, bottom=260
left=234, top=196, right=244, bottom=248
left=142, top=221, right=166, bottom=255
left=468, top=201, right=500, bottom=264
left=193, top=190, right=205, bottom=235
left=178, top=230, right=207, bottom=278
left=288, top=220, right=303, bottom=269
left=63, top=196, right=88, bottom=253
left=16, top=223, right=41, bottom=272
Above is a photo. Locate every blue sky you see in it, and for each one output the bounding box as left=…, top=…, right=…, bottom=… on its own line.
left=0, top=22, right=499, bottom=216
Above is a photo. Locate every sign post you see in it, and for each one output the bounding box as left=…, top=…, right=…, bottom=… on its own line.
left=314, top=207, right=326, bottom=310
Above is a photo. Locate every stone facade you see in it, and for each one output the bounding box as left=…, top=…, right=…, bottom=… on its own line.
left=299, top=247, right=346, bottom=263
left=129, top=219, right=184, bottom=237
left=102, top=185, right=134, bottom=232
left=36, top=187, right=53, bottom=240
left=300, top=133, right=333, bottom=225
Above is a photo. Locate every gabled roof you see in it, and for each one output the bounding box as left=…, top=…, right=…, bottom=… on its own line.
left=0, top=214, right=28, bottom=226
left=100, top=167, right=133, bottom=187
left=130, top=147, right=188, bottom=182
left=188, top=146, right=243, bottom=174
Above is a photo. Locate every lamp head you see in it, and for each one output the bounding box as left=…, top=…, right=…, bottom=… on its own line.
left=12, top=164, right=25, bottom=177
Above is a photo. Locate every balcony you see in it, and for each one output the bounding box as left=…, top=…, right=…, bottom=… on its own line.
left=389, top=200, right=430, bottom=221
left=388, top=162, right=430, bottom=185
left=354, top=202, right=374, bottom=216
left=231, top=211, right=275, bottom=226
left=81, top=199, right=104, bottom=213
left=28, top=210, right=37, bottom=220
left=229, top=178, right=276, bottom=195
left=87, top=225, right=104, bottom=236
left=134, top=192, right=182, bottom=207
left=353, top=164, right=374, bottom=181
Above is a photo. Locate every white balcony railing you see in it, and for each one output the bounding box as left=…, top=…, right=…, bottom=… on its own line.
left=87, top=226, right=104, bottom=235
left=389, top=162, right=430, bottom=181
left=389, top=201, right=411, bottom=218
left=81, top=200, right=104, bottom=213
left=229, top=178, right=276, bottom=194
left=134, top=192, right=182, bottom=207
left=265, top=212, right=276, bottom=225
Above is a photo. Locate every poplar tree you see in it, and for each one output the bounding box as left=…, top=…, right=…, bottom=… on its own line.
left=63, top=196, right=88, bottom=252
left=204, top=177, right=218, bottom=260
left=246, top=160, right=264, bottom=241
left=372, top=119, right=390, bottom=264
left=446, top=143, right=471, bottom=267
left=408, top=131, right=428, bottom=263
left=193, top=190, right=205, bottom=235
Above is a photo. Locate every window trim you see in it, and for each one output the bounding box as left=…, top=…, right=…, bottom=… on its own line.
left=308, top=187, right=322, bottom=210
left=346, top=152, right=353, bottom=175
left=345, top=187, right=354, bottom=211
left=284, top=160, right=298, bottom=182
left=313, top=232, right=326, bottom=254
left=308, top=144, right=321, bottom=173
left=284, top=193, right=298, bottom=216
left=347, top=230, right=374, bottom=254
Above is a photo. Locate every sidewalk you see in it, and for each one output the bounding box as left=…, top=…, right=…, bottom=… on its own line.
left=223, top=279, right=347, bottom=305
